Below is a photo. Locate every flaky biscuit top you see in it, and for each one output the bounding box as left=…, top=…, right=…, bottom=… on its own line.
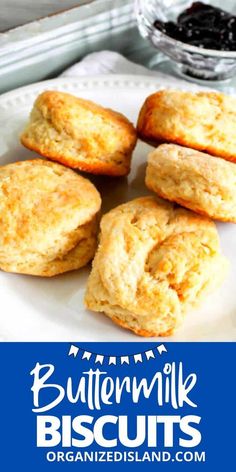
left=146, top=144, right=236, bottom=222
left=0, top=159, right=101, bottom=262
left=137, top=90, right=236, bottom=162
left=85, top=197, right=227, bottom=336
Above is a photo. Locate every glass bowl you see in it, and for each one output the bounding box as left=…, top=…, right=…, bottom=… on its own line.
left=135, top=0, right=236, bottom=81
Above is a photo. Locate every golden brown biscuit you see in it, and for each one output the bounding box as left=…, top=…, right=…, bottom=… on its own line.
left=137, top=89, right=236, bottom=162
left=0, top=159, right=101, bottom=276
left=85, top=197, right=227, bottom=337
left=21, top=91, right=137, bottom=176
left=146, top=144, right=236, bottom=223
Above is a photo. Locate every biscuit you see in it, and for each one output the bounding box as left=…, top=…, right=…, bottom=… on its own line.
left=21, top=91, right=137, bottom=176
left=0, top=159, right=101, bottom=276
left=85, top=197, right=227, bottom=337
left=137, top=89, right=236, bottom=162
left=146, top=144, right=236, bottom=222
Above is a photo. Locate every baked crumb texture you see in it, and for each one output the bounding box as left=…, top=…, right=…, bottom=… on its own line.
left=21, top=91, right=137, bottom=176
left=137, top=90, right=236, bottom=162
left=85, top=197, right=228, bottom=337
left=146, top=144, right=236, bottom=222
left=0, top=159, right=101, bottom=276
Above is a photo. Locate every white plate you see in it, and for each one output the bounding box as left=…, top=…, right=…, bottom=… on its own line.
left=0, top=74, right=235, bottom=342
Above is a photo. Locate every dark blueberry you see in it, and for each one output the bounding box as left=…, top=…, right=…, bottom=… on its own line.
left=153, top=19, right=166, bottom=33
left=185, top=29, right=194, bottom=39
left=164, top=21, right=181, bottom=38
left=221, top=29, right=235, bottom=43
left=228, top=31, right=234, bottom=42
left=227, top=18, right=236, bottom=36
left=191, top=28, right=201, bottom=38
left=153, top=2, right=236, bottom=50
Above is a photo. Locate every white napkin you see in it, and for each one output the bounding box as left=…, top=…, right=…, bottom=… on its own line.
left=60, top=50, right=169, bottom=79
left=60, top=50, right=236, bottom=95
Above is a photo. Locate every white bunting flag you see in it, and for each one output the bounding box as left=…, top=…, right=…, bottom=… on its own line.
left=134, top=353, right=142, bottom=363
left=68, top=345, right=79, bottom=358
left=109, top=357, right=116, bottom=365
left=95, top=355, right=104, bottom=364
left=68, top=344, right=167, bottom=365
left=82, top=351, right=92, bottom=361
left=145, top=350, right=155, bottom=360
left=157, top=344, right=167, bottom=355
left=121, top=356, right=129, bottom=365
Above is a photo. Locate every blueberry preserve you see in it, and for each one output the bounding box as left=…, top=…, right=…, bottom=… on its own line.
left=154, top=2, right=236, bottom=51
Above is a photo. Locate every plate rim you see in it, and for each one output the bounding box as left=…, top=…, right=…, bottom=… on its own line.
left=0, top=73, right=209, bottom=110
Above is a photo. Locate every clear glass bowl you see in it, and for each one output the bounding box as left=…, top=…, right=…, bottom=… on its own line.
left=135, top=0, right=236, bottom=81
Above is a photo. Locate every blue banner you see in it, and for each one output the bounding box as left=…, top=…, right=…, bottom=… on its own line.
left=0, top=342, right=235, bottom=470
